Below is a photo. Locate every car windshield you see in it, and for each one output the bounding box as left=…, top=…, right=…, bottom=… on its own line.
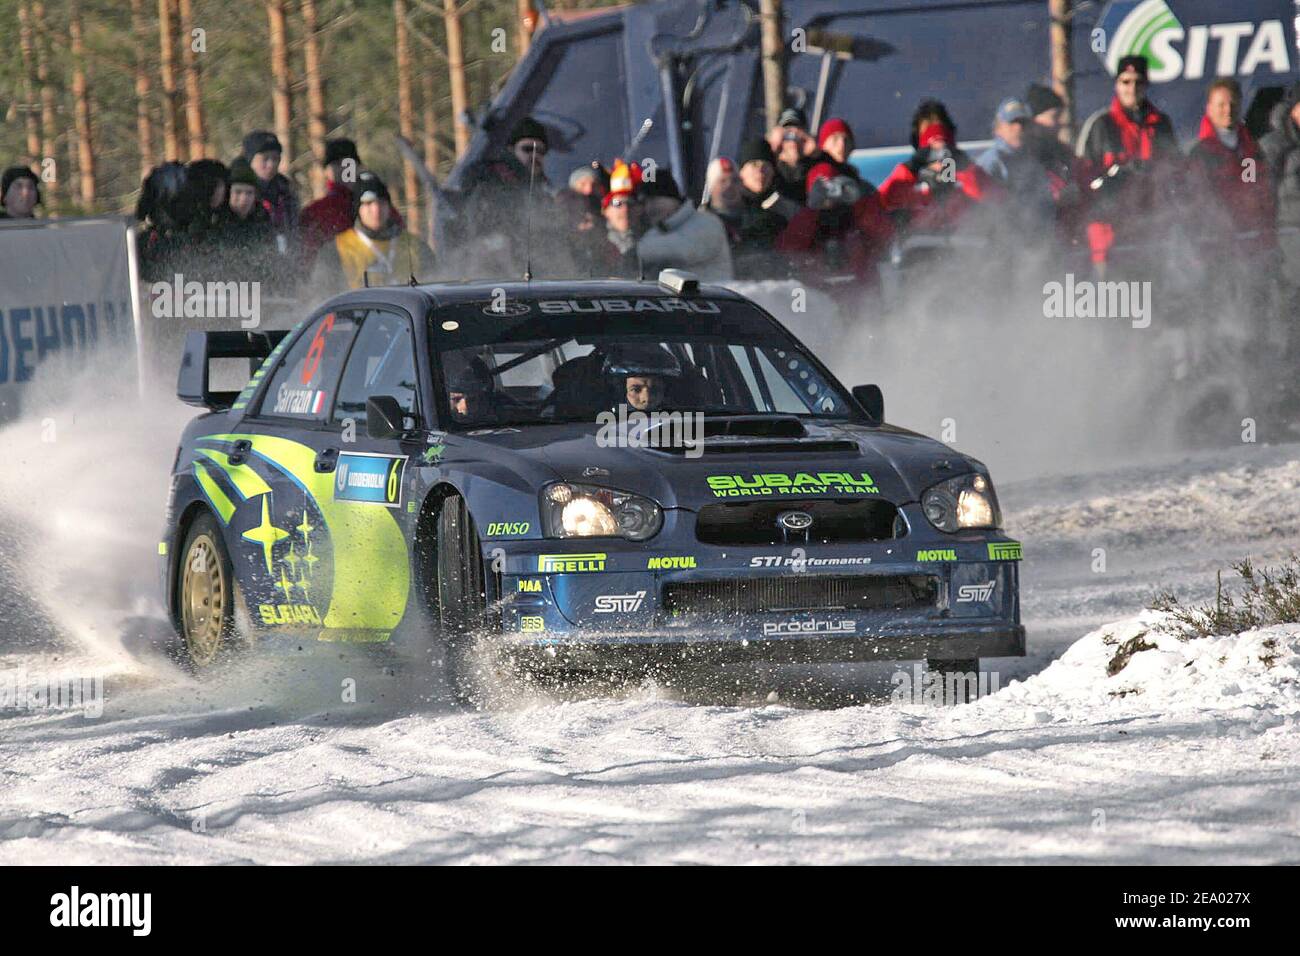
left=430, top=296, right=856, bottom=428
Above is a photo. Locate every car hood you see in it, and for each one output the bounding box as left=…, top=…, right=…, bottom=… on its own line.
left=457, top=419, right=984, bottom=510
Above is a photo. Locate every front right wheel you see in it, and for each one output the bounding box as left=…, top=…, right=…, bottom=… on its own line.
left=434, top=494, right=507, bottom=705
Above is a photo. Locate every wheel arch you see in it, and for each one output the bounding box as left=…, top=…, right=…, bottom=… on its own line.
left=412, top=481, right=498, bottom=619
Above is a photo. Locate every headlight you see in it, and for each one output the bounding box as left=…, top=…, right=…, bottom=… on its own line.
left=921, top=473, right=1001, bottom=532
left=540, top=483, right=663, bottom=541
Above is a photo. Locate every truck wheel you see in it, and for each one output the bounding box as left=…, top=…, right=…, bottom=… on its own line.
left=176, top=512, right=240, bottom=671
left=926, top=658, right=981, bottom=704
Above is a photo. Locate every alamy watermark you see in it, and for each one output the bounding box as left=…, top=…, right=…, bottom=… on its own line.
left=891, top=662, right=999, bottom=706
left=0, top=669, right=104, bottom=718
left=1043, top=273, right=1152, bottom=329
left=595, top=404, right=704, bottom=459
left=150, top=273, right=261, bottom=328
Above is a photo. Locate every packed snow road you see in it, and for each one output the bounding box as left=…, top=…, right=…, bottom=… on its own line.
left=2, top=405, right=1298, bottom=862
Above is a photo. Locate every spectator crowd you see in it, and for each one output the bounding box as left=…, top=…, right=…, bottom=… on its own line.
left=3, top=54, right=1297, bottom=307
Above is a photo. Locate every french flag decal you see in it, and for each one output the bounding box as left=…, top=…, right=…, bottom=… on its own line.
left=311, top=391, right=327, bottom=415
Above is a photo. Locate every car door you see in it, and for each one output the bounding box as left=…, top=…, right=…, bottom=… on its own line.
left=313, top=306, right=425, bottom=638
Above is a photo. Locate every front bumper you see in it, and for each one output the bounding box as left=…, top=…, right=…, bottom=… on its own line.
left=506, top=623, right=1025, bottom=670
left=488, top=529, right=1024, bottom=668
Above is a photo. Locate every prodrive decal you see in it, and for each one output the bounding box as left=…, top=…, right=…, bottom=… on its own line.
left=707, top=472, right=879, bottom=498
left=763, top=619, right=857, bottom=636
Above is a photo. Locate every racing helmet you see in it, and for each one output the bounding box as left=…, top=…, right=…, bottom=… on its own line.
left=443, top=352, right=495, bottom=420
left=600, top=342, right=682, bottom=380
left=601, top=343, right=682, bottom=411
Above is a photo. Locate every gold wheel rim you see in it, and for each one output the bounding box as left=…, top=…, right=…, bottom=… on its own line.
left=181, top=534, right=226, bottom=667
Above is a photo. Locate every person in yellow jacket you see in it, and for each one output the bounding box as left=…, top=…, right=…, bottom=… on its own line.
left=311, top=171, right=434, bottom=293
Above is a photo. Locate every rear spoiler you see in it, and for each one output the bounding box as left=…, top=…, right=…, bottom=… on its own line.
left=177, top=330, right=290, bottom=410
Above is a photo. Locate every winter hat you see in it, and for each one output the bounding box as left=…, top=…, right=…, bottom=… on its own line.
left=637, top=167, right=681, bottom=202
left=353, top=170, right=390, bottom=204
left=601, top=158, right=641, bottom=209
left=323, top=138, right=359, bottom=167
left=241, top=129, right=283, bottom=160
left=227, top=157, right=258, bottom=188
left=1116, top=55, right=1149, bottom=79
left=187, top=158, right=230, bottom=200
left=568, top=165, right=598, bottom=190
left=995, top=98, right=1032, bottom=125
left=817, top=117, right=852, bottom=149
left=1026, top=83, right=1063, bottom=117
left=778, top=107, right=807, bottom=129
left=918, top=122, right=953, bottom=150
left=1, top=166, right=41, bottom=207
left=509, top=116, right=549, bottom=147
left=739, top=137, right=775, bottom=167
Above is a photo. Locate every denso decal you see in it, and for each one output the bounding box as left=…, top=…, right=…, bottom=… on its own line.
left=762, top=619, right=857, bottom=636
left=594, top=591, right=646, bottom=613
left=537, top=298, right=721, bottom=314
left=538, top=553, right=606, bottom=572
left=917, top=549, right=957, bottom=562
left=334, top=453, right=406, bottom=507
left=707, top=472, right=879, bottom=498
left=647, top=556, right=697, bottom=570
left=486, top=521, right=530, bottom=537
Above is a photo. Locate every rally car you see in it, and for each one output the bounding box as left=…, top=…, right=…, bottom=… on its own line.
left=161, top=270, right=1023, bottom=695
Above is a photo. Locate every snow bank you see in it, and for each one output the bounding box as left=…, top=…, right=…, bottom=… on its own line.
left=978, top=611, right=1300, bottom=723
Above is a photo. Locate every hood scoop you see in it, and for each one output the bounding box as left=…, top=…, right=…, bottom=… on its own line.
left=645, top=415, right=858, bottom=457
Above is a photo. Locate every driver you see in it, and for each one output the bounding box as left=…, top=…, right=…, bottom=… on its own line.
left=444, top=354, right=495, bottom=422
left=625, top=374, right=664, bottom=412
left=603, top=343, right=681, bottom=414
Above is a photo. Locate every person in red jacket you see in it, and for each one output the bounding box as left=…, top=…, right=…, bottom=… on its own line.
left=299, top=138, right=362, bottom=271
left=1075, top=55, right=1179, bottom=274
left=776, top=118, right=893, bottom=295
left=878, top=99, right=997, bottom=233
left=1188, top=77, right=1276, bottom=255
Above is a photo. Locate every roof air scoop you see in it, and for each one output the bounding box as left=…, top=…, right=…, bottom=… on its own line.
left=658, top=269, right=699, bottom=295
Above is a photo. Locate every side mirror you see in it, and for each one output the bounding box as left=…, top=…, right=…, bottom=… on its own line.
left=852, top=384, right=884, bottom=425
left=366, top=395, right=409, bottom=439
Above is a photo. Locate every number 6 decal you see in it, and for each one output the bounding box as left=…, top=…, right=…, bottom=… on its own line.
left=301, top=313, right=336, bottom=384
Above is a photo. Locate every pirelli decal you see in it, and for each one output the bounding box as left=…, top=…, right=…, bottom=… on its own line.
left=988, top=541, right=1023, bottom=561
left=537, top=553, right=606, bottom=573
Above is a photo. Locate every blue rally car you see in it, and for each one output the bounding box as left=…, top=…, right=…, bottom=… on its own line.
left=161, top=271, right=1023, bottom=693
